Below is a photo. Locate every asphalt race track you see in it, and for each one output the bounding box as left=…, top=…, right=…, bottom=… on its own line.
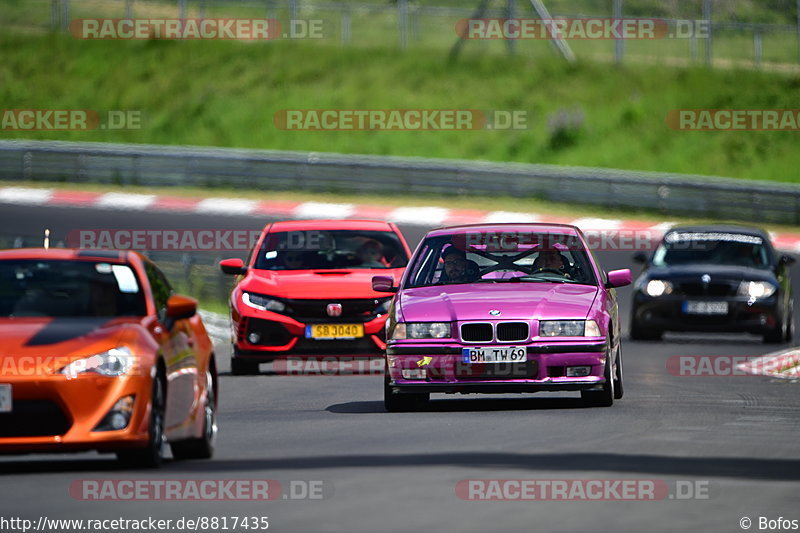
left=1, top=203, right=799, bottom=533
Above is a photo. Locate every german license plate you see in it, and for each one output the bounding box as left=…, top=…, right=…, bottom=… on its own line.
left=0, top=384, right=11, bottom=413
left=462, top=347, right=527, bottom=364
left=305, top=324, right=364, bottom=339
left=683, top=301, right=729, bottom=315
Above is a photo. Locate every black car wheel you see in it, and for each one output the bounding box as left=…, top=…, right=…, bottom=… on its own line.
left=764, top=312, right=788, bottom=344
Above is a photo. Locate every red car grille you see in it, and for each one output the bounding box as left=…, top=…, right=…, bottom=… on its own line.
left=284, top=298, right=384, bottom=322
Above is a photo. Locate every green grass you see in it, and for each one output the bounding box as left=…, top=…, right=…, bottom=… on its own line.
left=2, top=29, right=800, bottom=182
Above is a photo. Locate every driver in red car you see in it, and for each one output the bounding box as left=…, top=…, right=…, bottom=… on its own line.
left=357, top=240, right=386, bottom=268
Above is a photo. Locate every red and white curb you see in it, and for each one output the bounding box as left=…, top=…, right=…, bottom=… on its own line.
left=2, top=186, right=800, bottom=251
left=737, top=348, right=800, bottom=379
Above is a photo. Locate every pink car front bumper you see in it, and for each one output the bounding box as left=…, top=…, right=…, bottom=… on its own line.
left=385, top=341, right=608, bottom=393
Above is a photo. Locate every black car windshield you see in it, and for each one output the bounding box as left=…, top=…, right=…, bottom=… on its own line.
left=652, top=232, right=772, bottom=269
left=405, top=233, right=597, bottom=288
left=0, top=260, right=147, bottom=318
left=254, top=230, right=409, bottom=270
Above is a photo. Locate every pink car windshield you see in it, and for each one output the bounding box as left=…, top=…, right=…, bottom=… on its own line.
left=405, top=233, right=597, bottom=288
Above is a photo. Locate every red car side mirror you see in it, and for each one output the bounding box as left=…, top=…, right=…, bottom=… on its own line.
left=220, top=258, right=247, bottom=275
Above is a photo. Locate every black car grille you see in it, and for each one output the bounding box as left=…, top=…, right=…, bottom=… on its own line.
left=677, top=282, right=737, bottom=297
left=496, top=322, right=529, bottom=342
left=0, top=400, right=71, bottom=437
left=284, top=299, right=386, bottom=322
left=461, top=323, right=493, bottom=342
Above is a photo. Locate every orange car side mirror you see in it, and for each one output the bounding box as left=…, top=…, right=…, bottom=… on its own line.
left=166, top=294, right=198, bottom=320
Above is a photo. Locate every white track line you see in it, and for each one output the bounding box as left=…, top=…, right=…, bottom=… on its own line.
left=388, top=206, right=449, bottom=226
left=0, top=187, right=54, bottom=204
left=483, top=211, right=539, bottom=223
left=294, top=202, right=354, bottom=219
left=571, top=217, right=622, bottom=232
left=95, top=192, right=156, bottom=210
left=195, top=197, right=258, bottom=215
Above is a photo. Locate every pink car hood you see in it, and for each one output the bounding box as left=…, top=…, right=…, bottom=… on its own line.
left=397, top=283, right=599, bottom=322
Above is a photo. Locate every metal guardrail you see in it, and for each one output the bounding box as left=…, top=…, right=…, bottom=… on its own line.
left=1, top=139, right=799, bottom=224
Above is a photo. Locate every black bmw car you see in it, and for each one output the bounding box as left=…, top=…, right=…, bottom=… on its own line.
left=630, top=225, right=795, bottom=343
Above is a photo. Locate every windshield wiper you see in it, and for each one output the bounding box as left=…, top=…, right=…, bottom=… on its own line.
left=515, top=276, right=580, bottom=284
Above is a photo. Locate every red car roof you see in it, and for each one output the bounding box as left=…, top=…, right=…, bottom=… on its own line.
left=265, top=219, right=398, bottom=232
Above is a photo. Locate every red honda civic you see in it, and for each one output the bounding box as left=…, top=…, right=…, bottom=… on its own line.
left=219, top=220, right=412, bottom=375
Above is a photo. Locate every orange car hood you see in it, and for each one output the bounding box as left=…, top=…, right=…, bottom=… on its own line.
left=0, top=317, right=143, bottom=375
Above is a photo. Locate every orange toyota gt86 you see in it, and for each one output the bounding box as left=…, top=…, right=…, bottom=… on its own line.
left=0, top=248, right=217, bottom=467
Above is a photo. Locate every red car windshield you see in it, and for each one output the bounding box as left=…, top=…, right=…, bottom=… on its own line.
left=253, top=230, right=409, bottom=271
left=0, top=260, right=147, bottom=318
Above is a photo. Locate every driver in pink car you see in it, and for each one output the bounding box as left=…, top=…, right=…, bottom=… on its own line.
left=533, top=248, right=573, bottom=278
left=440, top=247, right=479, bottom=284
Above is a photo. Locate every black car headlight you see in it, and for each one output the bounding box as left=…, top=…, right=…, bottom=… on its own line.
left=643, top=279, right=673, bottom=297
left=737, top=281, right=777, bottom=299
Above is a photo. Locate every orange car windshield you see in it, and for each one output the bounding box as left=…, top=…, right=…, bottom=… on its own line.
left=0, top=260, right=147, bottom=318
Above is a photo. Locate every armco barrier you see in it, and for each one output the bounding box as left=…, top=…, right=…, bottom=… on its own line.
left=0, top=139, right=798, bottom=224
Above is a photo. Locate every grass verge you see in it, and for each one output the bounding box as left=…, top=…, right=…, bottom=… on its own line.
left=2, top=32, right=800, bottom=182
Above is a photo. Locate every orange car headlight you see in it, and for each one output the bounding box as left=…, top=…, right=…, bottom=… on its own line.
left=60, top=347, right=133, bottom=378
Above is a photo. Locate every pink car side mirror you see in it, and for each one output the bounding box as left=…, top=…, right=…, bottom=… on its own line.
left=372, top=276, right=397, bottom=293
left=606, top=269, right=632, bottom=288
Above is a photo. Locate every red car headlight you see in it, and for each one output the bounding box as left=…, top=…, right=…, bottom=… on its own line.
left=242, top=292, right=287, bottom=313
